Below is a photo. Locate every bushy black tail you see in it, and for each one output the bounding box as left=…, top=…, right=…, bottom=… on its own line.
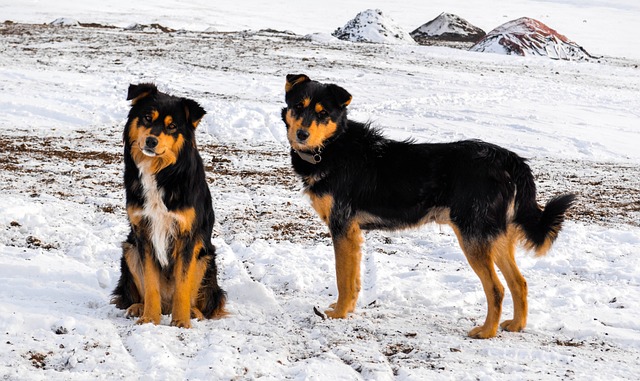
left=198, top=244, right=227, bottom=318
left=510, top=157, right=576, bottom=255
left=111, top=238, right=141, bottom=309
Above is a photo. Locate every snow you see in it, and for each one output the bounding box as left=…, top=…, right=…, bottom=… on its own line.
left=1, top=1, right=640, bottom=380
left=2, top=0, right=640, bottom=59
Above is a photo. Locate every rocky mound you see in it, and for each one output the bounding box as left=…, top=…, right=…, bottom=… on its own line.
left=470, top=17, right=594, bottom=60
left=124, top=23, right=176, bottom=33
left=332, top=9, right=415, bottom=45
left=411, top=12, right=485, bottom=45
left=50, top=18, right=79, bottom=27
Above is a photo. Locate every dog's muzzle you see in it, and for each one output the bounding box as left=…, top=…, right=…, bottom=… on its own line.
left=142, top=136, right=159, bottom=156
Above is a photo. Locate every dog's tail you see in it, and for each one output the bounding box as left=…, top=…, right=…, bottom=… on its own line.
left=111, top=235, right=141, bottom=309
left=510, top=157, right=576, bottom=256
left=198, top=244, right=228, bottom=319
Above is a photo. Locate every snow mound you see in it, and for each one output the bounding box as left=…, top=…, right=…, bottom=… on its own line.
left=332, top=9, right=415, bottom=45
left=470, top=17, right=594, bottom=60
left=124, top=23, right=175, bottom=33
left=410, top=12, right=485, bottom=44
left=50, top=18, right=79, bottom=27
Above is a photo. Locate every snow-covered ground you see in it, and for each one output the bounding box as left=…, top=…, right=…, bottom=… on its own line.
left=1, top=1, right=639, bottom=380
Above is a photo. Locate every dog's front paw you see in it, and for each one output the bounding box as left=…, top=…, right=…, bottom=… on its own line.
left=136, top=314, right=160, bottom=325
left=125, top=303, right=144, bottom=318
left=324, top=307, right=348, bottom=319
left=468, top=324, right=498, bottom=339
left=170, top=319, right=192, bottom=329
left=191, top=307, right=205, bottom=321
left=500, top=319, right=525, bottom=332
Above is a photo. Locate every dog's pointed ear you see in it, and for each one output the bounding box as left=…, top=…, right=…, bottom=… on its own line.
left=285, top=74, right=310, bottom=93
left=183, top=98, right=206, bottom=129
left=327, top=84, right=352, bottom=107
left=127, top=83, right=157, bottom=104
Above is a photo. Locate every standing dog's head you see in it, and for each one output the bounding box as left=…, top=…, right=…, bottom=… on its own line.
left=124, top=83, right=206, bottom=173
left=281, top=74, right=352, bottom=152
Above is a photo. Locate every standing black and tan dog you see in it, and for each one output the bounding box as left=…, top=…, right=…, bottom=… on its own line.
left=282, top=74, right=575, bottom=339
left=111, top=83, right=226, bottom=328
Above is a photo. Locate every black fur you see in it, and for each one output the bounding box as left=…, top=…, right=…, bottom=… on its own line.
left=282, top=76, right=575, bottom=248
left=282, top=74, right=575, bottom=337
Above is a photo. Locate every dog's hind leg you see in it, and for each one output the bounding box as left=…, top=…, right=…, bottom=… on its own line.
left=112, top=240, right=144, bottom=313
left=466, top=247, right=504, bottom=339
left=493, top=227, right=528, bottom=332
left=325, top=220, right=363, bottom=319
left=452, top=225, right=504, bottom=339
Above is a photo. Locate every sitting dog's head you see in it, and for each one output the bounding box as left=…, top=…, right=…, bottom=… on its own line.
left=281, top=74, right=352, bottom=152
left=124, top=83, right=206, bottom=173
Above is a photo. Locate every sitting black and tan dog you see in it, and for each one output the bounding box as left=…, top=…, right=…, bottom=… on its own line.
left=111, top=83, right=226, bottom=328
left=282, top=74, right=575, bottom=339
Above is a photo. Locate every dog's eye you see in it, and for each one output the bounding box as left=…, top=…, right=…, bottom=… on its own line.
left=167, top=123, right=177, bottom=132
left=143, top=114, right=153, bottom=124
left=317, top=110, right=328, bottom=119
left=294, top=102, right=304, bottom=111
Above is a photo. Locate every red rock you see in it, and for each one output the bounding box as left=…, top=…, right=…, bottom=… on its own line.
left=470, top=17, right=594, bottom=60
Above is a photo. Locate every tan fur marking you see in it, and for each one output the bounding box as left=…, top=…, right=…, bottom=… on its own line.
left=315, top=103, right=324, bottom=113
left=164, top=115, right=173, bottom=127
left=129, top=119, right=184, bottom=174
left=125, top=303, right=144, bottom=317
left=286, top=110, right=338, bottom=151
left=130, top=92, right=150, bottom=105
left=285, top=75, right=309, bottom=92
left=449, top=223, right=504, bottom=339
left=173, top=207, right=196, bottom=234
left=308, top=193, right=333, bottom=224
left=342, top=96, right=352, bottom=107
left=325, top=220, right=363, bottom=319
left=128, top=118, right=141, bottom=145
left=123, top=242, right=144, bottom=309
left=493, top=226, right=528, bottom=332
left=533, top=232, right=554, bottom=257
left=150, top=110, right=159, bottom=121
left=170, top=241, right=204, bottom=328
left=420, top=207, right=451, bottom=225
left=137, top=250, right=162, bottom=325
left=191, top=307, right=205, bottom=320
left=126, top=205, right=144, bottom=228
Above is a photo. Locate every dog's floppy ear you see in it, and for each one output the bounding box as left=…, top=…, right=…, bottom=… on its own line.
left=285, top=74, right=310, bottom=92
left=183, top=98, right=206, bottom=129
left=127, top=83, right=157, bottom=104
left=327, top=84, right=352, bottom=107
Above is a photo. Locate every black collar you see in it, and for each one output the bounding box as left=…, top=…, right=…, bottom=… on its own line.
left=292, top=129, right=343, bottom=165
left=295, top=147, right=322, bottom=164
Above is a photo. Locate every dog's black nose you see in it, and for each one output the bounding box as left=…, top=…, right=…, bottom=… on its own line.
left=296, top=129, right=309, bottom=141
left=145, top=136, right=158, bottom=148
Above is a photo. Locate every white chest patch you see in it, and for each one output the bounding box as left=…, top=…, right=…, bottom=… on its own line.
left=138, top=164, right=176, bottom=268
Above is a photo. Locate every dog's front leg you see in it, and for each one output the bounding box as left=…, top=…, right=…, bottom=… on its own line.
left=325, top=219, right=363, bottom=319
left=171, top=241, right=200, bottom=328
left=137, top=249, right=162, bottom=325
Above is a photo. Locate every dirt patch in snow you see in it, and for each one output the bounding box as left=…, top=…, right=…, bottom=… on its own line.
left=1, top=130, right=638, bottom=245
